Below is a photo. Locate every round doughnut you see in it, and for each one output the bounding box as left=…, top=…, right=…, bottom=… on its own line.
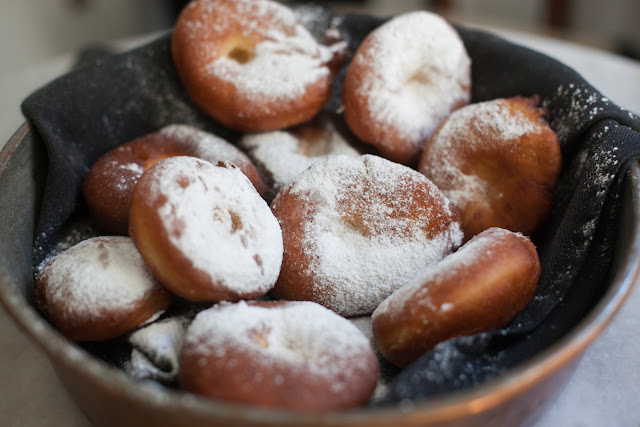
left=240, top=113, right=361, bottom=200
left=372, top=228, right=540, bottom=367
left=171, top=0, right=346, bottom=132
left=342, top=11, right=471, bottom=165
left=179, top=300, right=379, bottom=411
left=128, top=156, right=282, bottom=302
left=418, top=96, right=562, bottom=241
left=83, top=124, right=265, bottom=235
left=271, top=154, right=464, bottom=317
left=35, top=236, right=172, bottom=342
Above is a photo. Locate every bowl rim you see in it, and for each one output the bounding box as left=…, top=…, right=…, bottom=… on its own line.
left=1, top=121, right=639, bottom=425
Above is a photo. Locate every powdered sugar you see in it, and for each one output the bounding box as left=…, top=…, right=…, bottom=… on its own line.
left=544, top=83, right=613, bottom=141
left=184, top=300, right=375, bottom=382
left=421, top=98, right=541, bottom=208
left=209, top=31, right=331, bottom=101
left=89, top=124, right=249, bottom=198
left=240, top=118, right=359, bottom=197
left=275, top=155, right=463, bottom=316
left=374, top=228, right=519, bottom=319
left=159, top=124, right=253, bottom=170
left=39, top=236, right=159, bottom=319
left=351, top=11, right=471, bottom=146
left=146, top=157, right=282, bottom=294
left=126, top=316, right=191, bottom=383
left=184, top=0, right=335, bottom=102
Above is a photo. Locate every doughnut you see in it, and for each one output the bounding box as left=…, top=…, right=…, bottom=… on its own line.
left=342, top=11, right=471, bottom=165
left=128, top=156, right=283, bottom=302
left=372, top=228, right=540, bottom=367
left=83, top=124, right=265, bottom=235
left=418, top=96, right=562, bottom=241
left=271, top=154, right=464, bottom=317
left=35, top=236, right=172, bottom=342
left=171, top=0, right=347, bottom=132
left=179, top=300, right=379, bottom=411
left=240, top=113, right=361, bottom=200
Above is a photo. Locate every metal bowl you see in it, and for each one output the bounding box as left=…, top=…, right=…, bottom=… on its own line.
left=0, top=120, right=638, bottom=426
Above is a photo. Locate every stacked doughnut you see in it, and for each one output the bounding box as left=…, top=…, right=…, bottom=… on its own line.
left=239, top=113, right=361, bottom=201
left=82, top=124, right=265, bottom=235
left=38, top=0, right=565, bottom=413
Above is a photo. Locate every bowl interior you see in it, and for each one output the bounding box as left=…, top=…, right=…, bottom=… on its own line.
left=0, top=121, right=638, bottom=426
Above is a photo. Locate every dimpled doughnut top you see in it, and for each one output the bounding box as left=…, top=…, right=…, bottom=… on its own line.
left=179, top=300, right=379, bottom=410
left=271, top=154, right=464, bottom=317
left=171, top=0, right=342, bottom=131
left=342, top=11, right=471, bottom=165
left=38, top=237, right=158, bottom=317
left=418, top=96, right=561, bottom=239
left=36, top=236, right=171, bottom=341
left=129, top=157, right=283, bottom=301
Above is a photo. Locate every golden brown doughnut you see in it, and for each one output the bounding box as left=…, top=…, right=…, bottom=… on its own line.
left=129, top=156, right=282, bottom=302
left=35, top=236, right=172, bottom=342
left=83, top=124, right=265, bottom=235
left=171, top=0, right=346, bottom=132
left=418, top=96, right=562, bottom=241
left=372, top=228, right=540, bottom=367
left=342, top=11, right=471, bottom=165
left=179, top=300, right=379, bottom=411
left=271, top=154, right=463, bottom=317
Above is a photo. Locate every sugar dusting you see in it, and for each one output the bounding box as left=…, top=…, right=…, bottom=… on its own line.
left=374, top=228, right=520, bottom=319
left=421, top=98, right=539, bottom=208
left=159, top=124, right=254, bottom=170
left=147, top=157, right=282, bottom=294
left=352, top=11, right=471, bottom=146
left=92, top=124, right=250, bottom=197
left=544, top=83, right=614, bottom=142
left=183, top=0, right=336, bottom=102
left=126, top=316, right=191, bottom=383
left=209, top=28, right=332, bottom=101
left=276, top=155, right=463, bottom=316
left=240, top=120, right=359, bottom=196
left=184, top=301, right=375, bottom=385
left=39, top=236, right=159, bottom=319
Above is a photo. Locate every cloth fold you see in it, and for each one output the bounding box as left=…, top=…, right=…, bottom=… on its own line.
left=21, top=6, right=640, bottom=405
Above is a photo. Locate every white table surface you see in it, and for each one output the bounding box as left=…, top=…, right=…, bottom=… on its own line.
left=1, top=26, right=640, bottom=427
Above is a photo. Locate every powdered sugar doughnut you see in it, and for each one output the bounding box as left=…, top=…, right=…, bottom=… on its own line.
left=372, top=228, right=540, bottom=367
left=271, top=154, right=464, bottom=317
left=418, top=96, right=561, bottom=241
left=179, top=300, right=379, bottom=411
left=240, top=114, right=360, bottom=200
left=35, top=236, right=172, bottom=342
left=129, top=156, right=283, bottom=301
left=171, top=0, right=346, bottom=132
left=83, top=124, right=265, bottom=235
left=342, top=11, right=471, bottom=165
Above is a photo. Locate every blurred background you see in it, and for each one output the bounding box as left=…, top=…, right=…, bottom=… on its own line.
left=1, top=0, right=639, bottom=77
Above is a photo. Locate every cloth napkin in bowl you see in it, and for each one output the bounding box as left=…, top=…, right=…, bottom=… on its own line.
left=21, top=6, right=640, bottom=405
